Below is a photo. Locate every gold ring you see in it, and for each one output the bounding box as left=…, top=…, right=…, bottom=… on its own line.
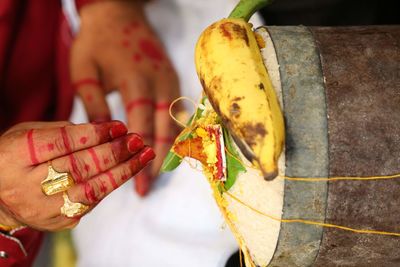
left=60, top=192, right=89, bottom=218
left=41, top=164, right=74, bottom=196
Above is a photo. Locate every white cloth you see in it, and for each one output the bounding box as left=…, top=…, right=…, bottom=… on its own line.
left=70, top=1, right=263, bottom=266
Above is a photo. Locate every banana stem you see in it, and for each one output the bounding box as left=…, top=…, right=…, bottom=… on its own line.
left=228, top=0, right=271, bottom=21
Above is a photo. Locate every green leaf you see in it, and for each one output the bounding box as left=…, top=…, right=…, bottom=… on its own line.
left=161, top=150, right=183, bottom=173
left=161, top=97, right=207, bottom=173
left=222, top=127, right=246, bottom=191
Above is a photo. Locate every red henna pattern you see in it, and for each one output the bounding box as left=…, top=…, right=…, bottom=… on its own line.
left=121, top=174, right=129, bottom=181
left=69, top=154, right=82, bottom=183
left=84, top=164, right=90, bottom=172
left=106, top=171, right=118, bottom=190
left=103, top=158, right=110, bottom=165
left=139, top=39, right=164, bottom=62
left=154, top=102, right=171, bottom=110
left=80, top=136, right=88, bottom=145
left=126, top=98, right=154, bottom=113
left=61, top=127, right=72, bottom=153
left=72, top=78, right=100, bottom=91
left=27, top=129, right=39, bottom=165
left=88, top=148, right=102, bottom=172
left=133, top=53, right=142, bottom=62
left=47, top=143, right=55, bottom=152
left=99, top=179, right=108, bottom=193
left=130, top=158, right=141, bottom=173
left=123, top=21, right=140, bottom=35
left=84, top=182, right=98, bottom=203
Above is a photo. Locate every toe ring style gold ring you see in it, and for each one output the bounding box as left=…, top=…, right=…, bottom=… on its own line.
left=60, top=192, right=89, bottom=218
left=41, top=164, right=74, bottom=196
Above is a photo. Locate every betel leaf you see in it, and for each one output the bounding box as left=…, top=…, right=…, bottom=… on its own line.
left=161, top=151, right=182, bottom=172
left=160, top=130, right=194, bottom=173
left=222, top=127, right=246, bottom=191
left=161, top=97, right=207, bottom=173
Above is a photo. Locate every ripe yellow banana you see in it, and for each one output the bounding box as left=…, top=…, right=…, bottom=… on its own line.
left=195, top=17, right=285, bottom=180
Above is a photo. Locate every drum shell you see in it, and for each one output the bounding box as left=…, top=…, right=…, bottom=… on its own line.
left=262, top=26, right=400, bottom=267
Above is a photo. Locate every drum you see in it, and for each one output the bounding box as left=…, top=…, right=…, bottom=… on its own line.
left=224, top=26, right=400, bottom=267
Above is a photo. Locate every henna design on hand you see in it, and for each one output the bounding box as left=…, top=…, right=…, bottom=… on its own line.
left=27, top=129, right=39, bottom=165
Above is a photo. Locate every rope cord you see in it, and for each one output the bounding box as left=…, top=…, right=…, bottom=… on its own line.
left=169, top=96, right=400, bottom=237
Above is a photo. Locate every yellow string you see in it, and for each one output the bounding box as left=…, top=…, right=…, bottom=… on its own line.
left=224, top=191, right=400, bottom=237
left=223, top=146, right=400, bottom=182
left=168, top=96, right=400, bottom=238
left=169, top=96, right=198, bottom=128
left=283, top=173, right=400, bottom=181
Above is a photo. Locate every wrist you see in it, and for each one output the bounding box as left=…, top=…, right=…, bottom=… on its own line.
left=0, top=205, right=21, bottom=232
left=79, top=1, right=146, bottom=32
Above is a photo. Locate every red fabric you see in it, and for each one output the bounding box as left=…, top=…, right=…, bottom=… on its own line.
left=0, top=0, right=114, bottom=264
left=0, top=0, right=74, bottom=132
left=0, top=228, right=43, bottom=267
left=0, top=0, right=73, bottom=265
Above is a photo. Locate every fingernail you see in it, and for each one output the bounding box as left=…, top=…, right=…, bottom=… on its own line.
left=92, top=115, right=112, bottom=123
left=110, top=123, right=128, bottom=139
left=135, top=173, right=151, bottom=197
left=139, top=147, right=156, bottom=165
left=128, top=135, right=144, bottom=152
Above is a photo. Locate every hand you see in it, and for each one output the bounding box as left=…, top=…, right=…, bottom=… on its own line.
left=70, top=1, right=181, bottom=196
left=0, top=121, right=154, bottom=231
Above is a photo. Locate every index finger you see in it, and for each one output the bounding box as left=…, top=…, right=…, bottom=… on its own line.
left=150, top=76, right=182, bottom=183
left=119, top=77, right=154, bottom=141
left=22, top=121, right=128, bottom=166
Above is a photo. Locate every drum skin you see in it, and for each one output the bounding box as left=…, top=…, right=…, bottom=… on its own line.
left=259, top=26, right=400, bottom=267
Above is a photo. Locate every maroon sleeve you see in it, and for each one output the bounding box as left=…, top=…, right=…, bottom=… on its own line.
left=0, top=0, right=74, bottom=131
left=0, top=227, right=43, bottom=267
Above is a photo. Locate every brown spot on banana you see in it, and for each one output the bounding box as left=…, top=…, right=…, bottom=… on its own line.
left=239, top=122, right=267, bottom=147
left=219, top=22, right=250, bottom=46
left=230, top=102, right=241, bottom=118
left=232, top=96, right=244, bottom=101
left=220, top=23, right=233, bottom=40
left=232, top=24, right=250, bottom=46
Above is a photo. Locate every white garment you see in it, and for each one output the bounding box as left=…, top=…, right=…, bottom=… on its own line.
left=70, top=1, right=263, bottom=266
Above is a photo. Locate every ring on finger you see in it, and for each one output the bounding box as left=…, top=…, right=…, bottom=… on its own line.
left=60, top=192, right=89, bottom=218
left=41, top=163, right=74, bottom=196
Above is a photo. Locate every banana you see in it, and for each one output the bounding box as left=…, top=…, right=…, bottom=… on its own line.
left=194, top=17, right=285, bottom=180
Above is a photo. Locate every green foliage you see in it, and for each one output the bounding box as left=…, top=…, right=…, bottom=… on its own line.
left=221, top=127, right=246, bottom=191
